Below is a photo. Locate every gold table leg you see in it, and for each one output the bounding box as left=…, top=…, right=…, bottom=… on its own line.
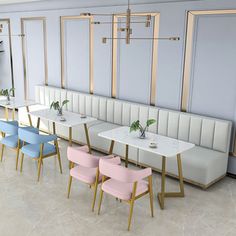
left=158, top=154, right=185, bottom=210
left=12, top=108, right=15, bottom=120
left=26, top=106, right=32, bottom=126
left=109, top=140, right=115, bottom=155
left=37, top=117, right=40, bottom=129
left=5, top=107, right=9, bottom=121
left=125, top=144, right=129, bottom=168
left=84, top=124, right=92, bottom=154
left=68, top=127, right=72, bottom=147
left=68, top=127, right=72, bottom=169
left=52, top=122, right=56, bottom=135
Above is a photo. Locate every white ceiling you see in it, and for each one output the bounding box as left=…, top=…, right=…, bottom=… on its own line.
left=0, top=0, right=203, bottom=6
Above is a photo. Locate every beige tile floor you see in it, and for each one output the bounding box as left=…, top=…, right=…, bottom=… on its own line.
left=0, top=107, right=236, bottom=236
left=0, top=138, right=236, bottom=236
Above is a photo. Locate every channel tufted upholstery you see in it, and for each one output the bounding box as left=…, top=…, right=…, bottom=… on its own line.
left=18, top=85, right=232, bottom=188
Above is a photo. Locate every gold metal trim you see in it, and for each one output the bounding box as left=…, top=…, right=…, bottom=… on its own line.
left=111, top=12, right=160, bottom=105
left=182, top=9, right=236, bottom=155
left=181, top=9, right=236, bottom=112
left=21, top=17, right=48, bottom=99
left=60, top=15, right=94, bottom=94
left=0, top=18, right=14, bottom=94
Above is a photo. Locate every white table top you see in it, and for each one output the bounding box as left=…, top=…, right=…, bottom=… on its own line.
left=98, top=126, right=195, bottom=157
left=0, top=98, right=37, bottom=109
left=29, top=108, right=97, bottom=128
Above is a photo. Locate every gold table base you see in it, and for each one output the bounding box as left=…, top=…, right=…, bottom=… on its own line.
left=158, top=154, right=185, bottom=209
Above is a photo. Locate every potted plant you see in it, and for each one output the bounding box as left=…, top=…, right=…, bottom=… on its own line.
left=0, top=88, right=14, bottom=104
left=130, top=119, right=156, bottom=139
left=50, top=99, right=69, bottom=116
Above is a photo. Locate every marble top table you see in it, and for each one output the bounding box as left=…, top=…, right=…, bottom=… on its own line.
left=98, top=126, right=195, bottom=209
left=29, top=109, right=97, bottom=153
left=0, top=98, right=37, bottom=125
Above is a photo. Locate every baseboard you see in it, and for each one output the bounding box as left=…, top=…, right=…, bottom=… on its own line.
left=227, top=172, right=236, bottom=179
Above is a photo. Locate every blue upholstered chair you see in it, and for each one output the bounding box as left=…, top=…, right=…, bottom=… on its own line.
left=18, top=128, right=62, bottom=181
left=0, top=120, right=38, bottom=170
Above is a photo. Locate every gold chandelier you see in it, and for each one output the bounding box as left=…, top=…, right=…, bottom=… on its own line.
left=80, top=0, right=180, bottom=44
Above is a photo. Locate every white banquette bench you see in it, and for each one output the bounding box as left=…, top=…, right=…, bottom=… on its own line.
left=19, top=85, right=232, bottom=189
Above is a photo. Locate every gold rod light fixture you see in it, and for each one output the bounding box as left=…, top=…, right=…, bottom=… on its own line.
left=0, top=34, right=25, bottom=37
left=81, top=0, right=180, bottom=44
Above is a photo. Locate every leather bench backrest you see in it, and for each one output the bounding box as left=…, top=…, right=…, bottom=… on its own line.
left=35, top=85, right=232, bottom=153
left=158, top=109, right=232, bottom=153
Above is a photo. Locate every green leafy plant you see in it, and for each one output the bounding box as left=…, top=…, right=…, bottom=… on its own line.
left=50, top=100, right=69, bottom=116
left=130, top=119, right=156, bottom=139
left=0, top=88, right=14, bottom=100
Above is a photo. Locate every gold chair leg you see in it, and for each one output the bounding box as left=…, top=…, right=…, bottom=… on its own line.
left=148, top=176, right=154, bottom=217
left=15, top=144, right=20, bottom=170
left=97, top=188, right=104, bottom=215
left=0, top=144, right=5, bottom=162
left=128, top=182, right=137, bottom=231
left=98, top=176, right=106, bottom=215
left=67, top=175, right=73, bottom=198
left=55, top=141, right=62, bottom=174
left=91, top=168, right=99, bottom=212
left=37, top=144, right=44, bottom=181
left=20, top=153, right=24, bottom=172
left=37, top=158, right=43, bottom=181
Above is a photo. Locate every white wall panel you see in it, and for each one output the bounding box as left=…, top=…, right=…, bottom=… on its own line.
left=23, top=19, right=46, bottom=100
left=64, top=18, right=90, bottom=93
left=93, top=16, right=112, bottom=97
left=0, top=21, right=13, bottom=89
left=188, top=15, right=236, bottom=121
left=116, top=16, right=153, bottom=104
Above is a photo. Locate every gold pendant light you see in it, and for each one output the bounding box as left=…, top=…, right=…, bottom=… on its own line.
left=81, top=0, right=180, bottom=44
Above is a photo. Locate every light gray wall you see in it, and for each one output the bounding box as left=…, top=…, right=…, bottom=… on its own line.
left=1, top=0, right=236, bottom=173
left=0, top=20, right=12, bottom=90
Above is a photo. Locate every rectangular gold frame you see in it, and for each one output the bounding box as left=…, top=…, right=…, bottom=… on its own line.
left=182, top=9, right=236, bottom=156
left=112, top=12, right=160, bottom=105
left=60, top=15, right=94, bottom=94
left=181, top=9, right=236, bottom=112
left=0, top=18, right=15, bottom=95
left=21, top=17, right=48, bottom=99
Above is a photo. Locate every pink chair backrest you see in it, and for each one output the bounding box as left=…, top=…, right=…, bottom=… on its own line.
left=67, top=147, right=100, bottom=168
left=99, top=157, right=152, bottom=183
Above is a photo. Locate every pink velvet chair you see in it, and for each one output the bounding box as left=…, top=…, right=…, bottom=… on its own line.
left=98, top=157, right=154, bottom=231
left=67, top=145, right=115, bottom=211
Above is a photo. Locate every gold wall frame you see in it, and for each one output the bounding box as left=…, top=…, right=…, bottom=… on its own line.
left=21, top=17, right=48, bottom=99
left=60, top=15, right=94, bottom=94
left=182, top=9, right=236, bottom=156
left=112, top=12, right=160, bottom=105
left=0, top=18, right=15, bottom=95
left=181, top=9, right=236, bottom=112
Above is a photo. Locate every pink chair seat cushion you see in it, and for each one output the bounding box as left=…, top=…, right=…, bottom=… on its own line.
left=73, top=145, right=89, bottom=153
left=70, top=165, right=101, bottom=184
left=102, top=179, right=149, bottom=201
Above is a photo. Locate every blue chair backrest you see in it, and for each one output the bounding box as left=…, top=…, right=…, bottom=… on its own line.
left=18, top=128, right=41, bottom=144
left=0, top=120, right=18, bottom=135
left=18, top=128, right=56, bottom=145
